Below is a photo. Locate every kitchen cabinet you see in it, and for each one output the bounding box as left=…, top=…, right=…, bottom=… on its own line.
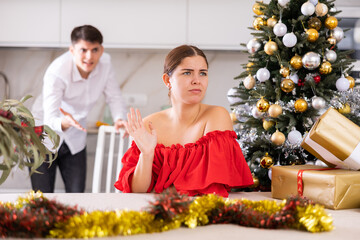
left=60, top=0, right=187, bottom=48
left=0, top=0, right=60, bottom=47
left=188, top=0, right=254, bottom=50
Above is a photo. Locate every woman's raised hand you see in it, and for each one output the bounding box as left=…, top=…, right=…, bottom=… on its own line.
left=124, top=108, right=157, bottom=155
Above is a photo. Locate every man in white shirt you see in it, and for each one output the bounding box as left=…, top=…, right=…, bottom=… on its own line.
left=31, top=25, right=127, bottom=193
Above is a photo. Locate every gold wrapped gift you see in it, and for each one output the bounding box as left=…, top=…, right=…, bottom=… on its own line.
left=271, top=165, right=360, bottom=209
left=301, top=107, right=360, bottom=170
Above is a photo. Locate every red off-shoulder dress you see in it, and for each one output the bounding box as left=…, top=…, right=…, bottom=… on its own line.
left=114, top=130, right=253, bottom=197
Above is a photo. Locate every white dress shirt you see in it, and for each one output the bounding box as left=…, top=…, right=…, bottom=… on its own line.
left=33, top=51, right=127, bottom=155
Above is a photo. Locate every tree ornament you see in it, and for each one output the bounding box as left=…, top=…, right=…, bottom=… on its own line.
left=263, top=119, right=275, bottom=130
left=311, top=96, right=326, bottom=110
left=273, top=22, right=287, bottom=37
left=289, top=73, right=299, bottom=84
left=256, top=67, right=271, bottom=82
left=267, top=16, right=278, bottom=28
left=253, top=17, right=266, bottom=30
left=315, top=3, right=328, bottom=16
left=235, top=104, right=251, bottom=122
left=252, top=106, right=264, bottom=119
left=264, top=40, right=278, bottom=55
left=313, top=75, right=321, bottom=83
left=319, top=61, right=332, bottom=75
left=290, top=55, right=303, bottom=69
left=280, top=65, right=290, bottom=77
left=271, top=130, right=286, bottom=146
left=331, top=27, right=344, bottom=43
left=301, top=1, right=315, bottom=16
left=288, top=129, right=303, bottom=144
left=257, top=97, right=270, bottom=112
left=336, top=76, right=350, bottom=91
left=338, top=103, right=351, bottom=114
left=308, top=17, right=322, bottom=31
left=251, top=174, right=260, bottom=188
left=246, top=62, right=254, bottom=72
left=346, top=75, right=355, bottom=89
left=283, top=32, right=297, bottom=47
left=247, top=38, right=261, bottom=54
left=309, top=0, right=318, bottom=5
left=260, top=153, right=274, bottom=168
left=252, top=3, right=264, bottom=15
left=280, top=78, right=295, bottom=93
left=227, top=87, right=241, bottom=104
left=325, top=49, right=337, bottom=63
left=306, top=28, right=319, bottom=42
left=294, top=98, right=308, bottom=112
left=302, top=52, right=321, bottom=70
left=330, top=6, right=337, bottom=13
left=325, top=16, right=338, bottom=30
left=243, top=75, right=256, bottom=89
left=327, top=36, right=337, bottom=45
left=230, top=111, right=237, bottom=123
left=278, top=0, right=290, bottom=7
left=268, top=104, right=283, bottom=118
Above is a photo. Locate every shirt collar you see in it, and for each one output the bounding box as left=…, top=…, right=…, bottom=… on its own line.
left=72, top=61, right=100, bottom=82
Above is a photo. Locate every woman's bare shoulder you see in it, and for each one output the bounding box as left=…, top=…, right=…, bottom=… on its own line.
left=143, top=109, right=170, bottom=130
left=201, top=104, right=233, bottom=132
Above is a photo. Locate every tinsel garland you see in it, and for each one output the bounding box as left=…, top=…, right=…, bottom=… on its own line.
left=0, top=190, right=333, bottom=238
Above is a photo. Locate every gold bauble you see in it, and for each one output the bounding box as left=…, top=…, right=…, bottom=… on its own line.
left=319, top=61, right=332, bottom=75
left=308, top=17, right=322, bottom=31
left=267, top=17, right=278, bottom=28
left=315, top=3, right=328, bottom=17
left=346, top=76, right=355, bottom=89
left=271, top=130, right=285, bottom=146
left=325, top=16, right=338, bottom=30
left=243, top=75, right=256, bottom=90
left=294, top=98, right=308, bottom=112
left=268, top=104, right=283, bottom=118
left=260, top=153, right=274, bottom=169
left=327, top=36, right=337, bottom=45
left=264, top=40, right=278, bottom=55
left=252, top=3, right=264, bottom=15
left=306, top=28, right=319, bottom=42
left=263, top=120, right=275, bottom=130
left=290, top=55, right=303, bottom=70
left=338, top=103, right=351, bottom=114
left=256, top=97, right=270, bottom=112
left=230, top=111, right=237, bottom=122
left=280, top=65, right=290, bottom=77
left=253, top=17, right=266, bottom=30
left=251, top=174, right=259, bottom=188
left=246, top=62, right=254, bottom=72
left=280, top=78, right=295, bottom=93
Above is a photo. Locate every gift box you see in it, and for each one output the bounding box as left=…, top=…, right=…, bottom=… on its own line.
left=301, top=107, right=360, bottom=170
left=271, top=165, right=360, bottom=209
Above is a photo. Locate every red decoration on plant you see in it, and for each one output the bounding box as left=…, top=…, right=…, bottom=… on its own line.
left=314, top=75, right=321, bottom=83
left=298, top=79, right=305, bottom=86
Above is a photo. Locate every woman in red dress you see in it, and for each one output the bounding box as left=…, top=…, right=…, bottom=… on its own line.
left=114, top=45, right=253, bottom=197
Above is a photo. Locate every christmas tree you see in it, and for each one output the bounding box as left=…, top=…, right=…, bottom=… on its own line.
left=228, top=0, right=359, bottom=191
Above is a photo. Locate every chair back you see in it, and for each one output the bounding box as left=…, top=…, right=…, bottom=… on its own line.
left=92, top=125, right=132, bottom=193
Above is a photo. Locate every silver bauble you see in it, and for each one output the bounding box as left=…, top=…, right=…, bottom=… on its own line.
left=227, top=87, right=242, bottom=104
left=336, top=76, right=350, bottom=91
left=289, top=73, right=299, bottom=84
left=302, top=52, right=321, bottom=70
left=247, top=38, right=261, bottom=54
left=252, top=107, right=264, bottom=119
left=311, top=96, right=326, bottom=110
left=273, top=22, right=287, bottom=37
left=278, top=0, right=290, bottom=7
left=331, top=27, right=344, bottom=43
left=282, top=32, right=297, bottom=47
left=325, top=49, right=337, bottom=63
left=235, top=104, right=251, bottom=122
left=256, top=68, right=271, bottom=82
left=288, top=129, right=303, bottom=145
left=301, top=1, right=315, bottom=16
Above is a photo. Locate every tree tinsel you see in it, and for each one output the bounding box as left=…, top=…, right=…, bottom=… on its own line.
left=229, top=0, right=359, bottom=190
left=0, top=189, right=333, bottom=238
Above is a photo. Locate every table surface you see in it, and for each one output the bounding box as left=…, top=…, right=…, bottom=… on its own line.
left=1, top=192, right=359, bottom=240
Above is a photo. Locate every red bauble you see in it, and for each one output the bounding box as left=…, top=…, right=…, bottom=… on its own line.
left=314, top=75, right=321, bottom=83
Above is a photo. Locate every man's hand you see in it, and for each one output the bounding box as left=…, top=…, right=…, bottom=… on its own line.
left=60, top=108, right=86, bottom=132
left=114, top=119, right=129, bottom=138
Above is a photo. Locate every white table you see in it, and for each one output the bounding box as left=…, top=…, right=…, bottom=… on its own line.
left=1, top=192, right=359, bottom=240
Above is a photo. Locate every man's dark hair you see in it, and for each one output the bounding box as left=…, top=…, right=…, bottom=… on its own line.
left=71, top=25, right=103, bottom=45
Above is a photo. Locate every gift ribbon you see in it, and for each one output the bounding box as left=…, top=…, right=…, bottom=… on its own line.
left=297, top=168, right=336, bottom=196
